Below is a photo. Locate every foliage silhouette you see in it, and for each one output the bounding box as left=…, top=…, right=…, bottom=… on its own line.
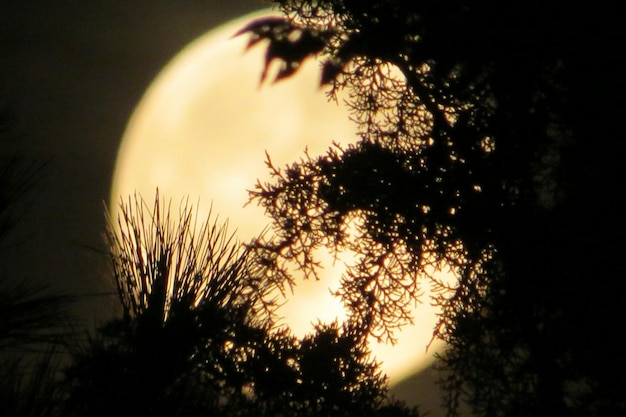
left=0, top=107, right=75, bottom=417
left=0, top=108, right=43, bottom=250
left=0, top=280, right=74, bottom=354
left=238, top=1, right=626, bottom=416
left=63, top=192, right=419, bottom=417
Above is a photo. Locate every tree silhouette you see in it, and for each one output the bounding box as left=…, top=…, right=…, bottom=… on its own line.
left=62, top=192, right=418, bottom=417
left=238, top=1, right=626, bottom=416
left=0, top=106, right=75, bottom=417
left=64, top=193, right=274, bottom=416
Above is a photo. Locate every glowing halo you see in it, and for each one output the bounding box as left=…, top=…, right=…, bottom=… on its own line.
left=111, top=10, right=446, bottom=385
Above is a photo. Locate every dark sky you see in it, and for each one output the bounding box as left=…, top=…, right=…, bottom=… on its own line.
left=0, top=0, right=268, bottom=320
left=0, top=1, right=443, bottom=411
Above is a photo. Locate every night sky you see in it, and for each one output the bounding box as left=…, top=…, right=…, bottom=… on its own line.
left=1, top=1, right=442, bottom=410
left=1, top=0, right=268, bottom=320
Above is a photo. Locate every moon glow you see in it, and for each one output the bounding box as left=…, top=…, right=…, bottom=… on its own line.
left=111, top=11, right=445, bottom=385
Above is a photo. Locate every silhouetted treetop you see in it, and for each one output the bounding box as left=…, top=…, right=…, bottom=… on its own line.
left=105, top=191, right=278, bottom=326
left=63, top=192, right=418, bottom=417
left=240, top=1, right=625, bottom=415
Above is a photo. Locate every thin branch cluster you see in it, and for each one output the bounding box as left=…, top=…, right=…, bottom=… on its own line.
left=237, top=2, right=626, bottom=415
left=64, top=191, right=414, bottom=417
left=105, top=191, right=276, bottom=325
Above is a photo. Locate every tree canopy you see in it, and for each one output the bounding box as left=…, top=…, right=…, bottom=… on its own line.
left=238, top=1, right=626, bottom=416
left=3, top=2, right=623, bottom=416
left=62, top=193, right=417, bottom=417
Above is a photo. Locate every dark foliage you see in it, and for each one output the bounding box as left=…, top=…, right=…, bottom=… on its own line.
left=62, top=193, right=418, bottom=417
left=0, top=107, right=75, bottom=417
left=0, top=107, right=45, bottom=250
left=0, top=280, right=74, bottom=353
left=238, top=1, right=626, bottom=416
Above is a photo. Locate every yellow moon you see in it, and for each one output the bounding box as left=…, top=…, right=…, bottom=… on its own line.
left=111, top=10, right=445, bottom=385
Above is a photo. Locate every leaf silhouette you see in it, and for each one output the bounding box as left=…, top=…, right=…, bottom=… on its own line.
left=235, top=16, right=330, bottom=83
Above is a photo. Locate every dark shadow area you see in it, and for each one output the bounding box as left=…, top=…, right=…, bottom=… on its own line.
left=2, top=1, right=625, bottom=416
left=391, top=366, right=447, bottom=417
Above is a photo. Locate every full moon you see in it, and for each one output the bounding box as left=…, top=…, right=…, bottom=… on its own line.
left=111, top=10, right=446, bottom=385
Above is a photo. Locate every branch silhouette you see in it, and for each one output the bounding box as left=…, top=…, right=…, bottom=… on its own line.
left=243, top=1, right=626, bottom=416
left=63, top=191, right=419, bottom=417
